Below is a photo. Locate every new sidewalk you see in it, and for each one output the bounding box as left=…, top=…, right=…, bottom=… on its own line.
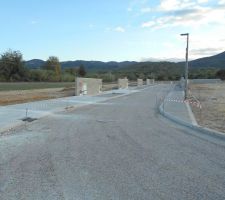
left=160, top=85, right=197, bottom=126
left=160, top=85, right=225, bottom=140
left=0, top=87, right=143, bottom=133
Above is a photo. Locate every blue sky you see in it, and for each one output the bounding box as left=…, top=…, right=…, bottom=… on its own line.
left=0, top=0, right=225, bottom=61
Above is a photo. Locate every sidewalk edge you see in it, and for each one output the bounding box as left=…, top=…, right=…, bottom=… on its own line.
left=159, top=102, right=225, bottom=140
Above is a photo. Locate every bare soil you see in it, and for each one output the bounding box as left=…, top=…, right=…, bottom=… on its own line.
left=0, top=83, right=119, bottom=106
left=0, top=87, right=75, bottom=106
left=189, top=83, right=225, bottom=133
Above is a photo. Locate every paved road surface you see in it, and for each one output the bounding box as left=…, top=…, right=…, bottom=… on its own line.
left=1, top=85, right=225, bottom=200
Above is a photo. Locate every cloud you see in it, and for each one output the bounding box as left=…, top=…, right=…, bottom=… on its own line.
left=159, top=0, right=197, bottom=11
left=127, top=0, right=150, bottom=14
left=114, top=26, right=126, bottom=33
left=105, top=26, right=126, bottom=33
left=127, top=0, right=225, bottom=60
left=190, top=47, right=224, bottom=56
left=141, top=1, right=225, bottom=29
left=186, top=32, right=225, bottom=59
left=197, top=0, right=208, bottom=3
left=219, top=0, right=225, bottom=5
left=142, top=21, right=155, bottom=28
left=140, top=56, right=184, bottom=62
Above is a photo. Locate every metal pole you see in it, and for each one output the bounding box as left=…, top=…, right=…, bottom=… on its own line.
left=185, top=34, right=189, bottom=100
left=181, top=33, right=189, bottom=100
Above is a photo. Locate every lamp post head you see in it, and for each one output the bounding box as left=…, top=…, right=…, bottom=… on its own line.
left=180, top=33, right=189, bottom=36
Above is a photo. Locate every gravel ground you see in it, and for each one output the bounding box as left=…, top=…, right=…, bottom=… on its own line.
left=189, top=83, right=225, bottom=133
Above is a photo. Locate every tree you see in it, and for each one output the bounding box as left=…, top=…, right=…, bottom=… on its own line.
left=64, top=67, right=77, bottom=76
left=0, top=50, right=27, bottom=81
left=43, top=56, right=61, bottom=80
left=78, top=64, right=86, bottom=77
left=216, top=69, right=225, bottom=80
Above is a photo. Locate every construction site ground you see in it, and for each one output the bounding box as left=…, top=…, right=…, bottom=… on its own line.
left=189, top=82, right=225, bottom=133
left=0, top=82, right=119, bottom=106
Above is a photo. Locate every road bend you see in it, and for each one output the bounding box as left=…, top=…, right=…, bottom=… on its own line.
left=1, top=85, right=225, bottom=200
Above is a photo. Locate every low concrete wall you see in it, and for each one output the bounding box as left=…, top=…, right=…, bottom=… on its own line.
left=75, top=77, right=102, bottom=96
left=137, top=79, right=143, bottom=86
left=146, top=79, right=155, bottom=85
left=118, top=78, right=129, bottom=89
left=190, top=79, right=222, bottom=84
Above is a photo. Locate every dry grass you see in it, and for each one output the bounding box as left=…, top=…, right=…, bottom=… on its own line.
left=0, top=82, right=119, bottom=106
left=0, top=87, right=75, bottom=106
left=189, top=83, right=225, bottom=133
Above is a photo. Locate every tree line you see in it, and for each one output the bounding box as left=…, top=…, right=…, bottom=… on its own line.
left=0, top=49, right=223, bottom=82
left=0, top=50, right=86, bottom=82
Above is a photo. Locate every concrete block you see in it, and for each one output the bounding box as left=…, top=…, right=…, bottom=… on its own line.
left=118, top=78, right=129, bottom=89
left=180, top=77, right=185, bottom=89
left=146, top=79, right=155, bottom=85
left=75, top=77, right=102, bottom=96
left=137, top=79, right=143, bottom=86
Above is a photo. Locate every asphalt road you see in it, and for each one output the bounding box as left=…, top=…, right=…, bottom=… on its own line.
left=1, top=85, right=225, bottom=200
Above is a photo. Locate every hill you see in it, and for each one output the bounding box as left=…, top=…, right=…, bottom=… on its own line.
left=116, top=61, right=183, bottom=80
left=188, top=51, right=225, bottom=68
left=25, top=59, right=137, bottom=71
left=61, top=60, right=137, bottom=71
left=25, top=59, right=45, bottom=69
left=24, top=51, right=225, bottom=71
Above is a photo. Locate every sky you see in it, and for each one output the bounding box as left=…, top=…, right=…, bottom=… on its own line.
left=0, top=0, right=225, bottom=62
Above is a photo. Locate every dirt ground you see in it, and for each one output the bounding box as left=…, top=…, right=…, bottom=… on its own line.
left=189, top=82, right=225, bottom=133
left=0, top=83, right=120, bottom=106
left=0, top=87, right=75, bottom=106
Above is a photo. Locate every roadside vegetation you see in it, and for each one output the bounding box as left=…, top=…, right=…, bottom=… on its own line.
left=0, top=50, right=86, bottom=82
left=0, top=82, right=74, bottom=91
left=0, top=49, right=223, bottom=84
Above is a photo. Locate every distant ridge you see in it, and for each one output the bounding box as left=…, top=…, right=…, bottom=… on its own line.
left=25, top=59, right=45, bottom=69
left=25, top=59, right=137, bottom=71
left=25, top=51, right=225, bottom=70
left=189, top=51, right=225, bottom=68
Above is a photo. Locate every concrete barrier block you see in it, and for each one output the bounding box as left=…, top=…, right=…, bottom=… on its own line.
left=118, top=78, right=129, bottom=89
left=147, top=79, right=155, bottom=85
left=137, top=79, right=143, bottom=86
left=75, top=77, right=102, bottom=96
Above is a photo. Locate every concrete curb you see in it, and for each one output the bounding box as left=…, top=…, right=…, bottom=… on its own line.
left=159, top=98, right=225, bottom=141
left=185, top=102, right=198, bottom=126
left=0, top=120, right=25, bottom=134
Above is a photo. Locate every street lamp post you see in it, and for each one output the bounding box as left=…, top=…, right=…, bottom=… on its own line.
left=180, top=33, right=189, bottom=100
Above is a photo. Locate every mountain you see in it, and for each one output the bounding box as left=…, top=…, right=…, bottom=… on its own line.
left=25, top=59, right=137, bottom=71
left=24, top=51, right=225, bottom=71
left=188, top=51, right=225, bottom=69
left=119, top=61, right=183, bottom=80
left=25, top=59, right=45, bottom=69
left=60, top=60, right=137, bottom=71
